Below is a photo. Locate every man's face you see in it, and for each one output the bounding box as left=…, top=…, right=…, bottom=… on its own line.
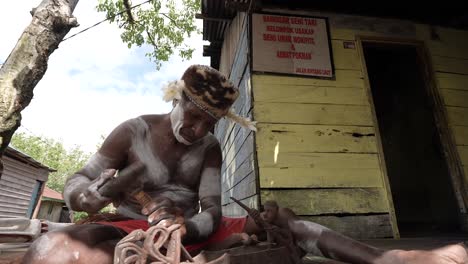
left=170, top=97, right=217, bottom=145
left=262, top=205, right=278, bottom=223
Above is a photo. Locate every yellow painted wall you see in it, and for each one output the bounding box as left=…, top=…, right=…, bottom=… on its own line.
left=416, top=27, right=468, bottom=188
left=252, top=17, right=468, bottom=237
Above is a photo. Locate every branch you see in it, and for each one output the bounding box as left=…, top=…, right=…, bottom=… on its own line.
left=0, top=0, right=79, bottom=176
left=161, top=13, right=183, bottom=30
left=123, top=0, right=135, bottom=24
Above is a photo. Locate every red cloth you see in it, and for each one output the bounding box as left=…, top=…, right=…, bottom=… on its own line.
left=97, top=216, right=247, bottom=252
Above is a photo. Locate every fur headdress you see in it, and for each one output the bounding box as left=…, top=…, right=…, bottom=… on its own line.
left=162, top=65, right=256, bottom=131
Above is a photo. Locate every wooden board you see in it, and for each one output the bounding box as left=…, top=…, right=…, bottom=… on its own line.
left=218, top=77, right=252, bottom=152
left=441, top=89, right=468, bottom=107
left=331, top=40, right=361, bottom=70
left=453, top=126, right=468, bottom=146
left=256, top=124, right=378, bottom=154
left=447, top=107, right=468, bottom=126
left=254, top=103, right=373, bottom=126
left=302, top=214, right=393, bottom=239
left=222, top=195, right=259, bottom=216
left=432, top=56, right=468, bottom=75
left=229, top=19, right=249, bottom=87
left=222, top=131, right=253, bottom=177
left=419, top=27, right=468, bottom=59
left=0, top=174, right=35, bottom=189
left=0, top=187, right=32, bottom=200
left=0, top=193, right=30, bottom=206
left=253, top=84, right=368, bottom=105
left=220, top=107, right=254, bottom=172
left=218, top=120, right=236, bottom=152
left=458, top=146, right=468, bottom=166
left=428, top=42, right=468, bottom=61
left=259, top=167, right=383, bottom=188
left=464, top=166, right=468, bottom=184
left=330, top=26, right=416, bottom=41
left=435, top=72, right=468, bottom=90
left=329, top=27, right=357, bottom=40
left=224, top=172, right=256, bottom=204
left=317, top=16, right=468, bottom=60
left=257, top=151, right=381, bottom=168
left=252, top=70, right=365, bottom=88
left=260, top=188, right=389, bottom=215
left=223, top=153, right=255, bottom=193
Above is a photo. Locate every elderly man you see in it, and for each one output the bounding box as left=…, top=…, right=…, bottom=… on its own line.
left=22, top=64, right=467, bottom=264
left=22, top=65, right=255, bottom=264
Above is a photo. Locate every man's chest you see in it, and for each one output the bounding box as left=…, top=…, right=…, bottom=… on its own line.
left=130, top=142, right=207, bottom=189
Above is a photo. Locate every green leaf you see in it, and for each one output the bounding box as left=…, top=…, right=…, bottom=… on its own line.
left=96, top=0, right=201, bottom=69
left=10, top=132, right=92, bottom=193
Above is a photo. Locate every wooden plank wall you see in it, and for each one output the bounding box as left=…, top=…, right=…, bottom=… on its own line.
left=37, top=201, right=63, bottom=222
left=251, top=11, right=468, bottom=238
left=215, top=13, right=259, bottom=216
left=421, top=28, right=468, bottom=188
left=219, top=13, right=246, bottom=77
left=252, top=14, right=410, bottom=239
left=0, top=156, right=43, bottom=218
left=252, top=34, right=393, bottom=237
left=252, top=63, right=392, bottom=237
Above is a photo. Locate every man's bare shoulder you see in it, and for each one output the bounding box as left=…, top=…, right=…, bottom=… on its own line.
left=139, top=114, right=167, bottom=126
left=204, top=132, right=221, bottom=147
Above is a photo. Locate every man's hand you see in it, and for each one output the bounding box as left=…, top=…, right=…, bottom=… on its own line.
left=143, top=198, right=187, bottom=237
left=77, top=169, right=115, bottom=213
left=157, top=212, right=187, bottom=237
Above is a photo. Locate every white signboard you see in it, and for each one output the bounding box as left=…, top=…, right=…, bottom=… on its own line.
left=252, top=13, right=333, bottom=78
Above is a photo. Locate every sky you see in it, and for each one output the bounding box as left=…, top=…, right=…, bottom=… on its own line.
left=0, top=0, right=209, bottom=153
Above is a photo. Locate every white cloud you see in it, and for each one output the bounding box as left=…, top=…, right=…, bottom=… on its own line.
left=1, top=1, right=210, bottom=153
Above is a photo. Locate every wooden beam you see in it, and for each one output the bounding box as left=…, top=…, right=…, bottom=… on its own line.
left=203, top=45, right=221, bottom=56
left=196, top=13, right=232, bottom=22
left=225, top=0, right=250, bottom=11
left=261, top=188, right=389, bottom=215
left=303, top=214, right=393, bottom=239
left=256, top=124, right=378, bottom=154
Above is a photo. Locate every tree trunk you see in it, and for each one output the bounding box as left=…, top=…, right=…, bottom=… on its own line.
left=0, top=0, right=79, bottom=176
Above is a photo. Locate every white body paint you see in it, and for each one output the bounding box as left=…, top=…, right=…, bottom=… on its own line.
left=33, top=235, right=52, bottom=260
left=170, top=103, right=193, bottom=145
left=289, top=219, right=330, bottom=257
left=198, top=167, right=221, bottom=197
left=63, top=115, right=221, bottom=234
left=111, top=117, right=218, bottom=220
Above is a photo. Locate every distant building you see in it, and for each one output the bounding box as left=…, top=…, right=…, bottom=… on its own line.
left=35, top=187, right=70, bottom=223
left=0, top=147, right=55, bottom=218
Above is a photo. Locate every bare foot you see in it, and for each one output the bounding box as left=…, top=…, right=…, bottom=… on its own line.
left=375, top=244, right=468, bottom=264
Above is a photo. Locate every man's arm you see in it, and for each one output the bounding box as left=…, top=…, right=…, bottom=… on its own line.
left=184, top=143, right=222, bottom=243
left=63, top=119, right=134, bottom=213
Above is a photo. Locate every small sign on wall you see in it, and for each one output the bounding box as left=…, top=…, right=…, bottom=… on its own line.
left=252, top=13, right=334, bottom=78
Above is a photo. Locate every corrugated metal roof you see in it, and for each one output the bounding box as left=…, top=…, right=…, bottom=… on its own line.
left=4, top=146, right=56, bottom=172
left=42, top=187, right=64, bottom=202
left=201, top=0, right=241, bottom=42
left=200, top=0, right=249, bottom=69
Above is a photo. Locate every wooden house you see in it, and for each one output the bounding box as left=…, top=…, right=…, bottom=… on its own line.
left=0, top=147, right=54, bottom=219
left=200, top=1, right=468, bottom=239
left=35, top=187, right=70, bottom=223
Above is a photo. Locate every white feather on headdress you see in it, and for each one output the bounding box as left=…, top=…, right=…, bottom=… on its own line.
left=226, top=109, right=257, bottom=131
left=162, top=80, right=184, bottom=102
left=162, top=80, right=256, bottom=132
